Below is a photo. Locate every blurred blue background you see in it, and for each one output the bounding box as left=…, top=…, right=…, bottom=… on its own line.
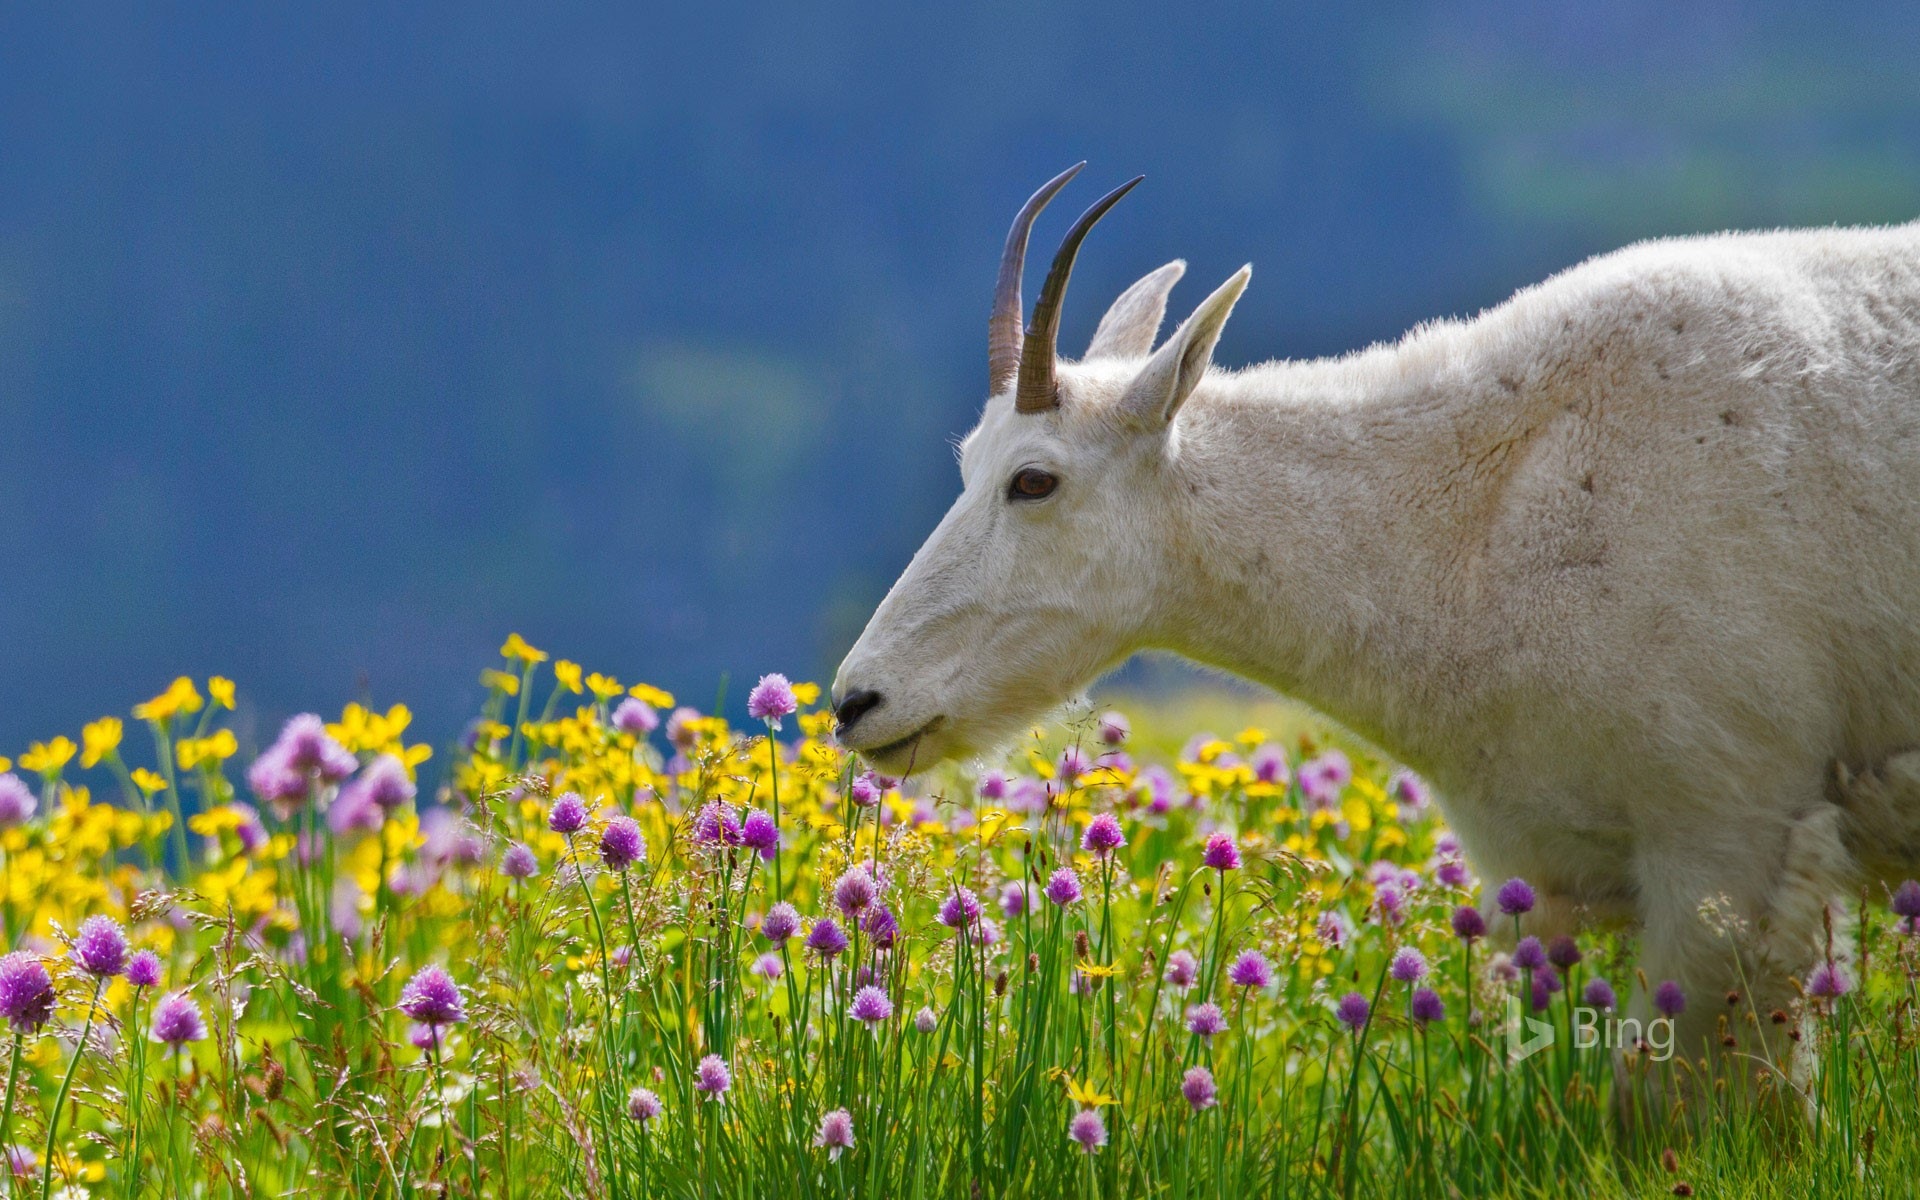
left=4, top=2, right=1920, bottom=752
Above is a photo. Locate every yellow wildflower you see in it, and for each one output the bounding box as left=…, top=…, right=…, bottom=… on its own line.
left=209, top=676, right=236, bottom=709
left=554, top=660, right=584, bottom=693
left=80, top=717, right=123, bottom=768
left=500, top=632, right=548, bottom=664
left=19, top=737, right=76, bottom=776
left=480, top=668, right=521, bottom=696
left=177, top=729, right=239, bottom=771
left=130, top=768, right=168, bottom=794
left=585, top=672, right=624, bottom=701
left=133, top=676, right=204, bottom=722
left=628, top=682, right=674, bottom=708
left=792, top=681, right=822, bottom=706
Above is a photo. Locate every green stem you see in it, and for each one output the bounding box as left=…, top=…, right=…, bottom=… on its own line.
left=43, top=978, right=104, bottom=1200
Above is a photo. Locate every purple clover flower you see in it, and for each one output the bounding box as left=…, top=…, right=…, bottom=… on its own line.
left=72, top=916, right=128, bottom=979
left=805, top=917, right=849, bottom=959
left=1227, top=950, right=1274, bottom=990
left=1044, top=868, right=1083, bottom=907
left=1181, top=1065, right=1217, bottom=1111
left=355, top=755, right=416, bottom=810
left=612, top=698, right=659, bottom=736
left=814, top=1108, right=855, bottom=1159
left=1081, top=813, right=1126, bottom=859
left=1000, top=881, right=1031, bottom=919
left=849, top=985, right=893, bottom=1024
left=1581, top=978, right=1617, bottom=1012
left=1067, top=1109, right=1106, bottom=1154
left=1185, top=1002, right=1227, bottom=1038
left=1202, top=833, right=1242, bottom=872
left=1390, top=947, right=1428, bottom=984
left=1893, top=879, right=1920, bottom=933
left=398, top=964, right=466, bottom=1028
left=0, top=776, right=36, bottom=827
left=1511, top=936, right=1547, bottom=972
left=1164, top=950, right=1199, bottom=989
left=1495, top=877, right=1536, bottom=917
left=1335, top=991, right=1370, bottom=1033
left=740, top=810, right=779, bottom=859
left=695, top=1054, right=731, bottom=1101
left=862, top=904, right=899, bottom=949
left=1807, top=961, right=1851, bottom=999
left=600, top=816, right=646, bottom=872
left=938, top=887, right=982, bottom=930
left=1450, top=905, right=1487, bottom=942
left=833, top=867, right=878, bottom=916
left=914, top=1007, right=938, bottom=1034
left=127, top=950, right=162, bottom=989
left=1410, top=987, right=1445, bottom=1025
left=0, top=954, right=54, bottom=1033
left=151, top=992, right=207, bottom=1045
left=1546, top=935, right=1583, bottom=970
left=1098, top=712, right=1130, bottom=746
left=747, top=674, right=798, bottom=727
left=628, top=1087, right=663, bottom=1124
left=761, top=903, right=800, bottom=945
left=548, top=792, right=589, bottom=836
left=501, top=842, right=539, bottom=879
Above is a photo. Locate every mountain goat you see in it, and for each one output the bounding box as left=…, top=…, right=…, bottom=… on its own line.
left=831, top=163, right=1920, bottom=1066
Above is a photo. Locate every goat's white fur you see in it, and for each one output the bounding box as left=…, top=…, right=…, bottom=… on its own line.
left=835, top=221, right=1920, bottom=1060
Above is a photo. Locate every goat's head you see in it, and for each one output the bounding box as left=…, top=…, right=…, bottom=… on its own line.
left=832, top=165, right=1251, bottom=774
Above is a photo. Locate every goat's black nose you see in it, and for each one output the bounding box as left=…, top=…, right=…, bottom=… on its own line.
left=835, top=689, right=884, bottom=734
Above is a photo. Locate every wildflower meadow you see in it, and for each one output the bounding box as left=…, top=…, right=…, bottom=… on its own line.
left=0, top=638, right=1916, bottom=1198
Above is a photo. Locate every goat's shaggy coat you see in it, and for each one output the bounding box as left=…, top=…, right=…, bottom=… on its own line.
left=836, top=211, right=1920, bottom=1061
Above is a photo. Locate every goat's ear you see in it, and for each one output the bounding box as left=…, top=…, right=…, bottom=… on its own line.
left=1118, top=265, right=1250, bottom=428
left=1085, top=260, right=1185, bottom=360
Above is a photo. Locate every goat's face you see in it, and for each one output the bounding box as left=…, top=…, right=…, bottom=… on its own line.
left=832, top=166, right=1249, bottom=774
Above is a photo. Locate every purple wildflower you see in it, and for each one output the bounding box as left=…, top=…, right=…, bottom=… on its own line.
left=1435, top=859, right=1472, bottom=888
left=1067, top=1109, right=1106, bottom=1154
left=548, top=792, right=589, bottom=836
left=1098, top=712, right=1130, bottom=746
left=938, top=887, right=982, bottom=930
left=1044, top=868, right=1083, bottom=907
left=72, top=916, right=128, bottom=979
left=501, top=842, right=539, bottom=879
left=127, top=950, right=162, bottom=989
left=1807, top=961, right=1851, bottom=999
left=1185, top=1002, right=1227, bottom=1038
left=833, top=867, right=878, bottom=916
left=747, top=674, right=798, bottom=727
left=1388, top=769, right=1431, bottom=812
left=1000, top=881, right=1031, bottom=919
left=914, top=1006, right=938, bottom=1033
left=761, top=902, right=800, bottom=945
left=1546, top=935, right=1583, bottom=970
left=977, top=770, right=1009, bottom=801
left=805, top=917, right=850, bottom=959
left=1202, top=833, right=1242, bottom=872
left=151, top=992, right=207, bottom=1045
left=1335, top=992, right=1370, bottom=1033
left=628, top=1087, right=663, bottom=1124
left=1374, top=883, right=1407, bottom=926
left=692, top=802, right=743, bottom=846
left=1530, top=967, right=1560, bottom=1011
left=1390, top=947, right=1428, bottom=984
left=0, top=776, right=36, bottom=826
left=1582, top=978, right=1617, bottom=1012
left=1181, top=1065, right=1218, bottom=1111
left=740, top=809, right=780, bottom=859
left=848, top=774, right=883, bottom=808
left=1164, top=950, right=1199, bottom=989
left=0, top=954, right=54, bottom=1033
left=752, top=952, right=784, bottom=981
left=1653, top=980, right=1686, bottom=1018
left=612, top=698, right=659, bottom=736
left=600, top=816, right=646, bottom=872
left=862, top=904, right=899, bottom=949
left=1894, top=879, right=1920, bottom=933
left=1410, top=987, right=1445, bottom=1025
left=398, top=964, right=465, bottom=1028
left=1450, top=905, right=1487, bottom=942
left=1512, top=936, right=1547, bottom=972
left=1495, top=877, right=1536, bottom=917
left=849, top=985, right=893, bottom=1024
left=1081, top=813, right=1127, bottom=859
left=1317, top=910, right=1354, bottom=948
left=356, top=755, right=416, bottom=810
left=1228, top=950, right=1274, bottom=990
left=695, top=1054, right=731, bottom=1101
left=815, top=1108, right=855, bottom=1159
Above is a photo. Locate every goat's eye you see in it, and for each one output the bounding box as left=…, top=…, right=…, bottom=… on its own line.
left=1008, top=467, right=1058, bottom=501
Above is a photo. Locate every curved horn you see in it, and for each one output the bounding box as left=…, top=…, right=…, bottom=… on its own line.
left=989, top=163, right=1085, bottom=396
left=1015, top=175, right=1145, bottom=414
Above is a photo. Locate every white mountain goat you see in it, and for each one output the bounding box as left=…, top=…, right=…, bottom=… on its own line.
left=831, top=163, right=1920, bottom=1068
